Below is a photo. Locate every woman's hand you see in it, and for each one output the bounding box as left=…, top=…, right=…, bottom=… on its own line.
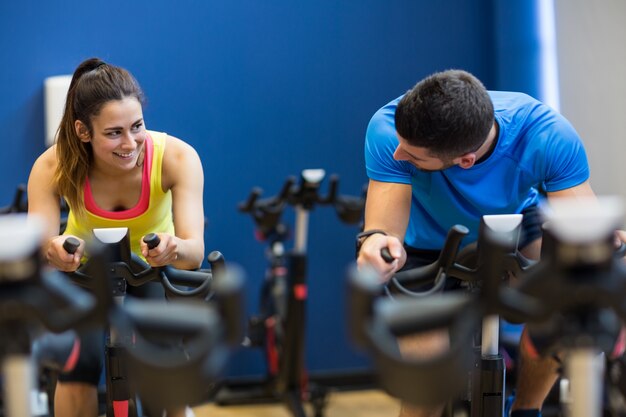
left=46, top=235, right=84, bottom=272
left=141, top=233, right=179, bottom=267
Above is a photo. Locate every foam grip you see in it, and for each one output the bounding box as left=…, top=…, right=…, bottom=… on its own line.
left=381, top=247, right=394, bottom=263
left=63, top=237, right=80, bottom=254
left=143, top=233, right=161, bottom=249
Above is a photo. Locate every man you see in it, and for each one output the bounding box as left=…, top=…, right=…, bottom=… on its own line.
left=356, top=69, right=599, bottom=417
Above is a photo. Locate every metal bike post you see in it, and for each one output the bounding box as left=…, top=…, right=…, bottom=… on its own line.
left=276, top=204, right=309, bottom=417
left=106, top=296, right=135, bottom=417
left=2, top=355, right=34, bottom=417
left=481, top=316, right=499, bottom=358
left=469, top=214, right=522, bottom=417
left=565, top=349, right=604, bottom=417
left=279, top=170, right=323, bottom=417
left=471, top=314, right=505, bottom=417
left=294, top=205, right=309, bottom=254
left=94, top=228, right=135, bottom=417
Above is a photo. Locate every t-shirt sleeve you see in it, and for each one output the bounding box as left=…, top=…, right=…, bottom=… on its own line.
left=540, top=112, right=590, bottom=192
left=364, top=108, right=413, bottom=185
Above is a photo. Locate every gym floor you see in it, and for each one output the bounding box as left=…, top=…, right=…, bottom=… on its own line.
left=192, top=389, right=400, bottom=417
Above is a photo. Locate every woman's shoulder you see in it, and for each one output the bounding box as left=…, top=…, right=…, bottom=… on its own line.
left=160, top=133, right=202, bottom=189
left=31, top=146, right=58, bottom=173
left=163, top=133, right=200, bottom=160
left=28, top=146, right=59, bottom=195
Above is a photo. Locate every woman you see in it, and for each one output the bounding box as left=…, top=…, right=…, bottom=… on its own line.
left=28, top=57, right=204, bottom=417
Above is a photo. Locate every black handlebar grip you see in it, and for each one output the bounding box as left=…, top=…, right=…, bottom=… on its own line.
left=143, top=233, right=161, bottom=250
left=208, top=251, right=226, bottom=277
left=381, top=247, right=394, bottom=263
left=63, top=237, right=81, bottom=254
left=238, top=187, right=263, bottom=212
left=438, top=225, right=470, bottom=271
left=279, top=176, right=296, bottom=200
left=325, top=174, right=339, bottom=203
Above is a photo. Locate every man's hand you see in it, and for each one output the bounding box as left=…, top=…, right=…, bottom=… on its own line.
left=357, top=233, right=406, bottom=282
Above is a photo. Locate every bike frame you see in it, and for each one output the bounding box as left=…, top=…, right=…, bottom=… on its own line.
left=352, top=199, right=626, bottom=417
left=0, top=214, right=104, bottom=417
left=216, top=169, right=364, bottom=417
left=64, top=227, right=222, bottom=417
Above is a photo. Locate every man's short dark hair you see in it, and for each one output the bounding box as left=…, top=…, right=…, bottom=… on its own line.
left=395, top=69, right=494, bottom=159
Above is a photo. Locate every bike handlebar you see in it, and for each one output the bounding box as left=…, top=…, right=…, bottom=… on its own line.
left=386, top=225, right=471, bottom=293
left=0, top=184, right=28, bottom=214
left=59, top=227, right=245, bottom=413
left=63, top=231, right=219, bottom=300
left=350, top=209, right=626, bottom=408
left=1, top=214, right=109, bottom=342
left=239, top=170, right=365, bottom=240
left=143, top=232, right=160, bottom=249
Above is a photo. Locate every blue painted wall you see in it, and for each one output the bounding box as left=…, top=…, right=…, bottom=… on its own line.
left=0, top=0, right=544, bottom=377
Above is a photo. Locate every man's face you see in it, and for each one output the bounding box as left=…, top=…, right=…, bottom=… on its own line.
left=393, top=135, right=455, bottom=172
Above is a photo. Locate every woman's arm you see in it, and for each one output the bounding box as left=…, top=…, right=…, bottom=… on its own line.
left=144, top=135, right=205, bottom=269
left=27, top=147, right=84, bottom=271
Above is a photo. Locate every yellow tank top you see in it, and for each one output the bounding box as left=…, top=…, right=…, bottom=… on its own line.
left=64, top=131, right=174, bottom=258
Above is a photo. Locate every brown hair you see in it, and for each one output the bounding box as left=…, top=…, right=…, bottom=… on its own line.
left=53, top=58, right=145, bottom=217
left=395, top=69, right=494, bottom=159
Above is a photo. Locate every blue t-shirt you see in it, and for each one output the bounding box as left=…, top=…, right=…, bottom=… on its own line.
left=365, top=91, right=590, bottom=249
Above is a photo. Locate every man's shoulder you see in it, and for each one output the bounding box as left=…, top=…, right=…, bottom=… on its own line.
left=367, top=95, right=404, bottom=139
left=489, top=90, right=540, bottom=108
left=372, top=95, right=404, bottom=117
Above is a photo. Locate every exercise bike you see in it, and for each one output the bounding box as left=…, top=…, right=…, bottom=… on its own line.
left=350, top=198, right=626, bottom=417
left=377, top=214, right=532, bottom=417
left=0, top=185, right=28, bottom=215
left=59, top=227, right=244, bottom=417
left=214, top=169, right=364, bottom=417
left=0, top=214, right=109, bottom=417
left=0, top=184, right=69, bottom=233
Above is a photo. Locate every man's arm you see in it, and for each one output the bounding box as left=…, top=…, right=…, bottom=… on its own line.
left=546, top=180, right=626, bottom=244
left=356, top=179, right=412, bottom=281
left=545, top=180, right=595, bottom=200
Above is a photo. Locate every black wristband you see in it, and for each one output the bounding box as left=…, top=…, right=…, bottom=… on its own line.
left=355, top=229, right=388, bottom=258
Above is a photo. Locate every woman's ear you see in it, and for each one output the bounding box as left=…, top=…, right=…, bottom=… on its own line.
left=74, top=120, right=91, bottom=142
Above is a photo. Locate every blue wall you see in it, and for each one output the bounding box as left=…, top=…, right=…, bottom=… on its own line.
left=0, top=0, right=544, bottom=377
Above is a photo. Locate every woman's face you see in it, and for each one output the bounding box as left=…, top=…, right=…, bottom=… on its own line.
left=79, top=97, right=147, bottom=174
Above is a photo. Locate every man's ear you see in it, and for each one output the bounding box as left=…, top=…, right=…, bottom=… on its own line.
left=454, top=153, right=477, bottom=169
left=74, top=120, right=91, bottom=142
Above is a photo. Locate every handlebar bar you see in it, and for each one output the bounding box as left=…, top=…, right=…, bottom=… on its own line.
left=1, top=214, right=109, bottom=342
left=239, top=170, right=365, bottom=240
left=63, top=230, right=220, bottom=300
left=348, top=265, right=478, bottom=406
left=386, top=225, right=471, bottom=295
left=350, top=204, right=626, bottom=409
left=61, top=227, right=245, bottom=413
left=0, top=184, right=28, bottom=214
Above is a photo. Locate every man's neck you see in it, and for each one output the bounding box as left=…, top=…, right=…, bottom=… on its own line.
left=474, top=121, right=499, bottom=162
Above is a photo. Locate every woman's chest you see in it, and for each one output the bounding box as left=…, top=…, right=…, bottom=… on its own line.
left=89, top=174, right=144, bottom=212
